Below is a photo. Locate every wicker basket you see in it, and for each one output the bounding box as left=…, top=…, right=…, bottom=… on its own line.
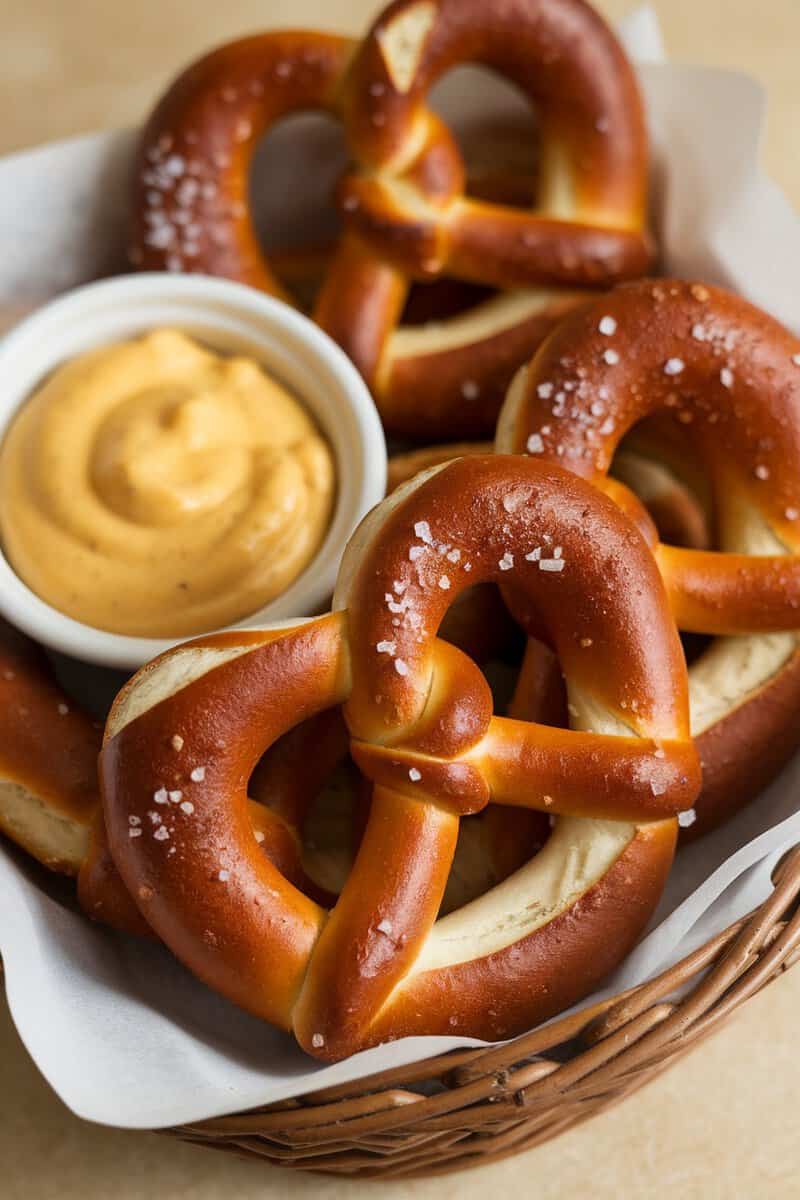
left=160, top=845, right=800, bottom=1179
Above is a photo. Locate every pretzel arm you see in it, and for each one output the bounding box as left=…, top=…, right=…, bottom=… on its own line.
left=475, top=718, right=697, bottom=820
left=292, top=784, right=458, bottom=1056
left=656, top=545, right=800, bottom=634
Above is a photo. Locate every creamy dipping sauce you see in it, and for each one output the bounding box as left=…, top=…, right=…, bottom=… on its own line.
left=0, top=329, right=336, bottom=637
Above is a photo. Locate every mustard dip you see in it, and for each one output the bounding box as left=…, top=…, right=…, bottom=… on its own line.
left=0, top=329, right=335, bottom=637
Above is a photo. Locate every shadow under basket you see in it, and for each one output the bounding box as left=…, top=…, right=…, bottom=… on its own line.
left=153, top=846, right=800, bottom=1179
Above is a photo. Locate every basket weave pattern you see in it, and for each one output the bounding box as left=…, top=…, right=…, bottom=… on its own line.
left=167, top=846, right=800, bottom=1178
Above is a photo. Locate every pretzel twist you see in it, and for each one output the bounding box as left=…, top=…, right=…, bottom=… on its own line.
left=129, top=0, right=652, bottom=438
left=100, top=456, right=698, bottom=1059
left=498, top=279, right=800, bottom=835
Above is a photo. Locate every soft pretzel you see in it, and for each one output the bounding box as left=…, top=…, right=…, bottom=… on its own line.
left=130, top=0, right=652, bottom=439
left=100, top=456, right=698, bottom=1058
left=498, top=278, right=800, bottom=836
left=0, top=619, right=325, bottom=934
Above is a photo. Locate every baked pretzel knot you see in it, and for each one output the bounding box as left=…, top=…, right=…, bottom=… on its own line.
left=498, top=279, right=800, bottom=835
left=130, top=0, right=652, bottom=438
left=101, top=457, right=698, bottom=1059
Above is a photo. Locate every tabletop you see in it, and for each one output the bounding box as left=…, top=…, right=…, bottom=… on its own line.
left=1, top=2, right=799, bottom=1197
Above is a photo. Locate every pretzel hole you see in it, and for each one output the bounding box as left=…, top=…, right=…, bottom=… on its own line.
left=249, top=111, right=347, bottom=308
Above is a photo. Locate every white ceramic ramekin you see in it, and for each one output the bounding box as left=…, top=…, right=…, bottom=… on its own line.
left=0, top=274, right=387, bottom=669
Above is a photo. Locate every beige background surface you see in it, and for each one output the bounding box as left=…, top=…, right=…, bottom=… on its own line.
left=1, top=1, right=799, bottom=1197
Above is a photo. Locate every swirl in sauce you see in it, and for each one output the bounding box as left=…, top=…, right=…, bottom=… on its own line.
left=0, top=329, right=335, bottom=636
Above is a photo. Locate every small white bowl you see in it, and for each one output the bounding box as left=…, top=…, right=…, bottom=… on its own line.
left=0, top=274, right=387, bottom=669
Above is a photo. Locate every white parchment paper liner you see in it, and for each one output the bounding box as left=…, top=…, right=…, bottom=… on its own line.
left=1, top=8, right=799, bottom=1128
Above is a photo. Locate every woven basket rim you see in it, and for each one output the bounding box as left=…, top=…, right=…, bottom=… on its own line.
left=167, top=843, right=800, bottom=1178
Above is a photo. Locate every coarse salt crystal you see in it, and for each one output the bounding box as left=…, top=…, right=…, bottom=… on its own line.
left=650, top=780, right=667, bottom=797
left=376, top=919, right=393, bottom=935
left=169, top=789, right=183, bottom=804
left=376, top=640, right=396, bottom=655
left=678, top=808, right=697, bottom=828
left=190, top=766, right=206, bottom=782
left=598, top=316, right=617, bottom=336
left=129, top=828, right=143, bottom=839
left=792, top=354, right=800, bottom=366
left=409, top=545, right=424, bottom=561
left=154, top=788, right=169, bottom=805
left=254, top=830, right=266, bottom=844
left=720, top=367, right=734, bottom=388
left=57, top=703, right=69, bottom=715
left=128, top=816, right=141, bottom=827
left=180, top=801, right=195, bottom=815
left=499, top=552, right=514, bottom=571
left=539, top=558, right=565, bottom=572
left=395, top=658, right=409, bottom=676
left=409, top=768, right=421, bottom=782
left=154, top=826, right=170, bottom=841
left=537, top=382, right=554, bottom=400
left=218, top=869, right=230, bottom=882
left=461, top=379, right=480, bottom=400
left=414, top=520, right=433, bottom=544
left=664, top=358, right=685, bottom=376
left=527, top=433, right=544, bottom=454
left=525, top=547, right=542, bottom=561
left=754, top=464, right=770, bottom=480
left=438, top=575, right=451, bottom=589
left=446, top=548, right=461, bottom=563
left=785, top=507, right=799, bottom=521
left=311, top=1033, right=325, bottom=1048
left=580, top=637, right=593, bottom=647
left=603, top=349, right=619, bottom=366
left=171, top=735, right=184, bottom=751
